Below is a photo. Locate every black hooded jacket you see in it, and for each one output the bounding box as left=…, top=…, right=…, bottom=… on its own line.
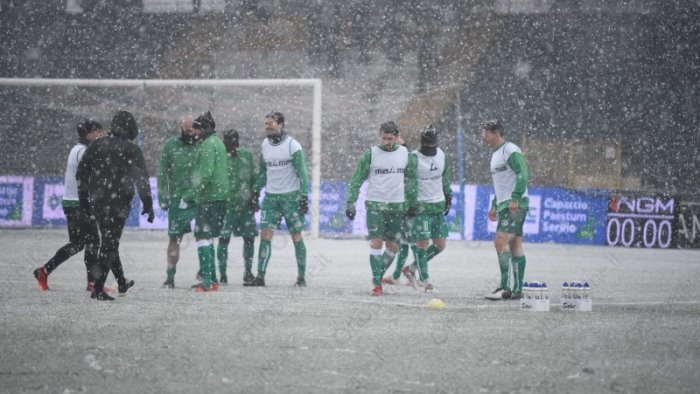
left=76, top=111, right=152, bottom=215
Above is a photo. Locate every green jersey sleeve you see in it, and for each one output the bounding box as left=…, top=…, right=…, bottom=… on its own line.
left=246, top=149, right=257, bottom=195
left=226, top=153, right=236, bottom=200
left=507, top=152, right=529, bottom=200
left=404, top=152, right=418, bottom=208
left=292, top=149, right=310, bottom=196
left=442, top=151, right=453, bottom=196
left=346, top=149, right=371, bottom=205
left=254, top=155, right=267, bottom=194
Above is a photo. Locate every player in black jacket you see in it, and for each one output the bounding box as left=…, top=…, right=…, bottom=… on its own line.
left=77, top=110, right=155, bottom=301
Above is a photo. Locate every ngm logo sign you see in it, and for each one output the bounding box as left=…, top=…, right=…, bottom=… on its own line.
left=610, top=195, right=675, bottom=216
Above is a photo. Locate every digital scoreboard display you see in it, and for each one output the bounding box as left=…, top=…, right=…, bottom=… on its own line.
left=606, top=194, right=676, bottom=249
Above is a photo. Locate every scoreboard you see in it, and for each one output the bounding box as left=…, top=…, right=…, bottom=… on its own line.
left=606, top=194, right=675, bottom=249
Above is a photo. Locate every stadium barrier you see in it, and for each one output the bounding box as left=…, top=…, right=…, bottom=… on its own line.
left=1, top=175, right=698, bottom=249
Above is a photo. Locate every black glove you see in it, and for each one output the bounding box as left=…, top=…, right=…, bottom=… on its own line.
left=299, top=195, right=309, bottom=215
left=248, top=192, right=260, bottom=212
left=142, top=206, right=155, bottom=223
left=444, top=194, right=452, bottom=216
left=345, top=204, right=356, bottom=220
left=405, top=206, right=419, bottom=219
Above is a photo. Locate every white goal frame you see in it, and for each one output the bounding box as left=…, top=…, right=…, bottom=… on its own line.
left=0, top=78, right=323, bottom=238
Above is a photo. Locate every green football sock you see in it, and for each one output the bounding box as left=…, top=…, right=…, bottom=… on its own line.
left=243, top=238, right=255, bottom=275
left=209, top=248, right=217, bottom=283
left=512, top=255, right=526, bottom=292
left=498, top=251, right=512, bottom=290
left=257, top=239, right=271, bottom=279
left=416, top=247, right=429, bottom=282
left=293, top=239, right=306, bottom=280
left=380, top=249, right=397, bottom=276
left=217, top=239, right=229, bottom=278
left=166, top=265, right=176, bottom=282
left=517, top=255, right=527, bottom=291
left=370, top=249, right=383, bottom=285
left=426, top=244, right=442, bottom=262
left=392, top=243, right=410, bottom=280
left=197, top=242, right=215, bottom=288
left=412, top=244, right=443, bottom=271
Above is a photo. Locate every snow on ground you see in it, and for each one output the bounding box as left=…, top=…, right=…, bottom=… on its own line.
left=1, top=228, right=699, bottom=393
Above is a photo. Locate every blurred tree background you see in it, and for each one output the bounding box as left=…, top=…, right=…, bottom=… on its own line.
left=0, top=0, right=698, bottom=194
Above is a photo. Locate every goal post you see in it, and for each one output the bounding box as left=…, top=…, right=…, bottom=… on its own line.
left=0, top=77, right=323, bottom=238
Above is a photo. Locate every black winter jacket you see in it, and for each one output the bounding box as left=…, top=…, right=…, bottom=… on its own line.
left=76, top=135, right=153, bottom=216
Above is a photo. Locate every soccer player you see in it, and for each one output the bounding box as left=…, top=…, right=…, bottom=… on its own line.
left=218, top=129, right=258, bottom=286
left=383, top=125, right=452, bottom=292
left=346, top=121, right=417, bottom=296
left=481, top=119, right=529, bottom=300
left=156, top=116, right=201, bottom=289
left=77, top=110, right=155, bottom=301
left=180, top=111, right=230, bottom=292
left=33, top=120, right=103, bottom=292
left=248, top=111, right=309, bottom=287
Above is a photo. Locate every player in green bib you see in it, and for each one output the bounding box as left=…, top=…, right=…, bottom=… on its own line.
left=181, top=112, right=230, bottom=292
left=248, top=111, right=310, bottom=287
left=217, top=129, right=259, bottom=286
left=346, top=121, right=418, bottom=297
left=383, top=125, right=452, bottom=292
left=157, top=116, right=202, bottom=289
left=482, top=119, right=529, bottom=300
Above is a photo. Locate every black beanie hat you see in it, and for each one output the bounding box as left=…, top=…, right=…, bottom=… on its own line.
left=223, top=129, right=240, bottom=153
left=110, top=110, right=138, bottom=140
left=193, top=111, right=216, bottom=133
left=420, top=124, right=438, bottom=145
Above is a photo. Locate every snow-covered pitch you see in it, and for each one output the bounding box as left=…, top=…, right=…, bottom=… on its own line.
left=2, top=229, right=699, bottom=393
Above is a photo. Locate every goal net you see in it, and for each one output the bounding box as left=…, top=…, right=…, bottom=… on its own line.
left=0, top=78, right=323, bottom=237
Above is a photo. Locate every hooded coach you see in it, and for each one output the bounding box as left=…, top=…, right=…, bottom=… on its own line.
left=77, top=110, right=155, bottom=301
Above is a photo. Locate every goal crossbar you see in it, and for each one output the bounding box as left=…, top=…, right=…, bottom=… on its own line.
left=0, top=77, right=323, bottom=238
